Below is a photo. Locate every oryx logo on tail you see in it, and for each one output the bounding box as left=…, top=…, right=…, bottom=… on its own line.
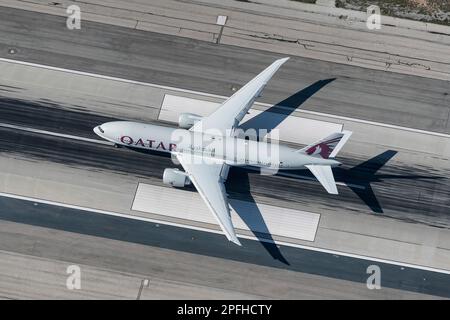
left=304, top=137, right=342, bottom=159
left=299, top=131, right=352, bottom=159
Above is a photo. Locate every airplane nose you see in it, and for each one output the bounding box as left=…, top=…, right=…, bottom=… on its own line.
left=93, top=125, right=104, bottom=136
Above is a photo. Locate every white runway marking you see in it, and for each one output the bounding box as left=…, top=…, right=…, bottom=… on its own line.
left=0, top=122, right=113, bottom=146
left=132, top=183, right=320, bottom=242
left=0, top=191, right=449, bottom=275
left=1, top=57, right=449, bottom=138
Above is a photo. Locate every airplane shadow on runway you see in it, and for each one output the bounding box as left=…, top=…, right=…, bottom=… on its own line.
left=333, top=150, right=399, bottom=213
left=226, top=168, right=290, bottom=265
left=165, top=163, right=290, bottom=264
left=239, top=78, right=336, bottom=138
left=225, top=150, right=444, bottom=264
left=287, top=150, right=444, bottom=214
left=333, top=150, right=444, bottom=213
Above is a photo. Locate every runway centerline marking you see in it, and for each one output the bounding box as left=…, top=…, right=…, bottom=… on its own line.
left=0, top=122, right=113, bottom=146
left=0, top=57, right=449, bottom=139
left=0, top=191, right=448, bottom=275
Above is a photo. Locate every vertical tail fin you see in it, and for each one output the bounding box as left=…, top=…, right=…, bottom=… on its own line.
left=301, top=130, right=352, bottom=194
left=299, top=130, right=352, bottom=159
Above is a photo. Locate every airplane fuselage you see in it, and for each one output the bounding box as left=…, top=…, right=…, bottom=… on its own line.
left=94, top=121, right=340, bottom=169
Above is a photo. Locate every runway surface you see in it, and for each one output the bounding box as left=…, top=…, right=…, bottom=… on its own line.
left=0, top=96, right=448, bottom=297
left=0, top=192, right=449, bottom=298
left=0, top=6, right=449, bottom=134
left=0, top=98, right=448, bottom=229
left=0, top=5, right=449, bottom=299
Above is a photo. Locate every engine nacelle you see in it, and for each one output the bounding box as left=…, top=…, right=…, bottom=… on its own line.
left=178, top=113, right=202, bottom=129
left=163, top=168, right=191, bottom=187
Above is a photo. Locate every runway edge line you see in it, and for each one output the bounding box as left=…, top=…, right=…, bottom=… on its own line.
left=1, top=57, right=449, bottom=139
left=0, top=191, right=448, bottom=275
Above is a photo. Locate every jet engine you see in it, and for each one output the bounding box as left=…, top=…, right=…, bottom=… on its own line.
left=163, top=168, right=191, bottom=187
left=178, top=113, right=202, bottom=129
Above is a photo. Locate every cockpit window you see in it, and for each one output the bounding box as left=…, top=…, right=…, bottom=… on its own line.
left=98, top=126, right=104, bottom=133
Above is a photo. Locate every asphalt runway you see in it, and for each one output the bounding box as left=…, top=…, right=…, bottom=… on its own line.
left=0, top=193, right=449, bottom=298
left=0, top=7, right=449, bottom=134
left=0, top=5, right=449, bottom=299
left=0, top=98, right=448, bottom=230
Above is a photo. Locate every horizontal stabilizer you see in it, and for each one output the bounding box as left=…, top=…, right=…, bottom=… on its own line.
left=305, top=165, right=338, bottom=194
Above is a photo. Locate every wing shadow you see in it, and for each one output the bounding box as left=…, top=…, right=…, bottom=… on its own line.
left=239, top=78, right=336, bottom=138
left=226, top=167, right=290, bottom=265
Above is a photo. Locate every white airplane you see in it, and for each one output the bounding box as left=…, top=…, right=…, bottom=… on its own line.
left=94, top=57, right=352, bottom=246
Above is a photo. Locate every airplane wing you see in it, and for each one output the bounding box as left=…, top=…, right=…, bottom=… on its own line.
left=177, top=58, right=289, bottom=245
left=190, top=57, right=289, bottom=136
left=175, top=153, right=241, bottom=246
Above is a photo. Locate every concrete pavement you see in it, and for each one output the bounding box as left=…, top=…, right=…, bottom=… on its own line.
left=1, top=0, right=449, bottom=80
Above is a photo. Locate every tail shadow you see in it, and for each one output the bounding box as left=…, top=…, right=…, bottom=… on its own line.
left=336, top=150, right=399, bottom=213
left=239, top=78, right=336, bottom=138
left=226, top=168, right=290, bottom=265
left=335, top=150, right=443, bottom=213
